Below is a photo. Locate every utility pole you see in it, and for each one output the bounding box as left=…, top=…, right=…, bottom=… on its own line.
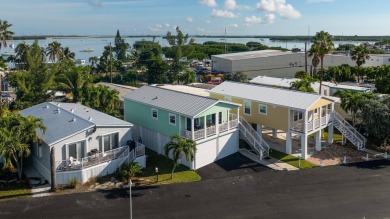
left=305, top=42, right=308, bottom=73
left=224, top=27, right=227, bottom=54
left=109, top=42, right=113, bottom=83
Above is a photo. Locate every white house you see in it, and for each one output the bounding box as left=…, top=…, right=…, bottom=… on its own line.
left=21, top=102, right=145, bottom=185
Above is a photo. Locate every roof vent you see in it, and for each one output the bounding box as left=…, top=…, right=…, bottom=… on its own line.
left=88, top=117, right=92, bottom=121
left=57, top=103, right=60, bottom=106
left=152, top=96, right=158, bottom=100
left=57, top=108, right=61, bottom=113
left=45, top=104, right=49, bottom=109
left=71, top=109, right=74, bottom=113
left=71, top=118, right=76, bottom=122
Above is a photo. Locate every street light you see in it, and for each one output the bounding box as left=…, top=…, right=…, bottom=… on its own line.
left=129, top=179, right=132, bottom=219
left=155, top=167, right=159, bottom=183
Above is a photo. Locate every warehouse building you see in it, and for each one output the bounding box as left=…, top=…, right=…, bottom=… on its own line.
left=211, top=50, right=356, bottom=79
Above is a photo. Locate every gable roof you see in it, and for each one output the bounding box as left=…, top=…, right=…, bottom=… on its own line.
left=123, top=85, right=237, bottom=117
left=209, top=81, right=332, bottom=111
left=20, top=102, right=132, bottom=145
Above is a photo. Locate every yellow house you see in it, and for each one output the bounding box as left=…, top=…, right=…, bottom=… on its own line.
left=209, top=81, right=335, bottom=159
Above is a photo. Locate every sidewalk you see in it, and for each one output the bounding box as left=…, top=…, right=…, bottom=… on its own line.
left=24, top=166, right=52, bottom=198
left=239, top=149, right=299, bottom=171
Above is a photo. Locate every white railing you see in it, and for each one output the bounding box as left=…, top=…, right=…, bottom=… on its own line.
left=56, top=145, right=129, bottom=171
left=181, top=114, right=238, bottom=140
left=238, top=116, right=270, bottom=159
left=333, top=112, right=367, bottom=150
left=293, top=114, right=331, bottom=132
left=119, top=143, right=145, bottom=170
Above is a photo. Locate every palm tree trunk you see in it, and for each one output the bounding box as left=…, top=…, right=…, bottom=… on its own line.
left=50, top=146, right=56, bottom=192
left=170, top=163, right=177, bottom=179
left=12, top=153, right=22, bottom=180
left=319, top=57, right=324, bottom=95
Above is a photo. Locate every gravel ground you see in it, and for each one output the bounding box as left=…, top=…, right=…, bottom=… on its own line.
left=307, top=144, right=381, bottom=166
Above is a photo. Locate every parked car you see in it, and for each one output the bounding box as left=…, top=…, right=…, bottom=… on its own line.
left=207, top=78, right=223, bottom=85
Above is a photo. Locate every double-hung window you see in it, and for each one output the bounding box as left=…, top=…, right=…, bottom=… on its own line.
left=169, top=114, right=176, bottom=126
left=259, top=104, right=267, bottom=115
left=151, top=108, right=158, bottom=119
left=293, top=111, right=303, bottom=122
left=244, top=100, right=251, bottom=115
left=102, top=132, right=119, bottom=152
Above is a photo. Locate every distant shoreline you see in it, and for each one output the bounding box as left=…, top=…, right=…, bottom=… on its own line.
left=12, top=35, right=390, bottom=42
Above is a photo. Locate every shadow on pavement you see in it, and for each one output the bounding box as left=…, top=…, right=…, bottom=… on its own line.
left=96, top=185, right=160, bottom=199
left=345, top=159, right=390, bottom=170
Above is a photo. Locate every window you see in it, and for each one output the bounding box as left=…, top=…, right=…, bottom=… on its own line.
left=218, top=112, right=222, bottom=124
left=169, top=114, right=176, bottom=125
left=293, top=111, right=303, bottom=122
left=102, top=132, right=119, bottom=152
left=244, top=100, right=251, bottom=115
left=151, top=108, right=158, bottom=119
left=259, top=104, right=267, bottom=115
left=224, top=96, right=231, bottom=102
left=68, top=140, right=86, bottom=159
left=314, top=109, right=318, bottom=114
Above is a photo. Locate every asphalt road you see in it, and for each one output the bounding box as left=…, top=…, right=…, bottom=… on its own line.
left=1, top=155, right=390, bottom=219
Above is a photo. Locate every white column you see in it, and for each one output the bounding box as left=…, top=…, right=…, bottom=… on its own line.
left=204, top=116, right=207, bottom=138
left=311, top=110, right=314, bottom=131
left=301, top=134, right=307, bottom=159
left=328, top=103, right=334, bottom=144
left=227, top=110, right=230, bottom=129
left=272, top=128, right=277, bottom=139
left=315, top=129, right=322, bottom=151
left=319, top=106, right=323, bottom=127
left=191, top=118, right=195, bottom=140
left=215, top=113, right=219, bottom=134
left=286, top=131, right=292, bottom=154
left=303, top=110, right=308, bottom=133
left=257, top=124, right=263, bottom=143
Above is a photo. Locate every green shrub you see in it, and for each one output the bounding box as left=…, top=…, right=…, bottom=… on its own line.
left=68, top=178, right=78, bottom=188
left=119, top=162, right=142, bottom=181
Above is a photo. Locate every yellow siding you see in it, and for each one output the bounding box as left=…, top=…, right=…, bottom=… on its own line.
left=308, top=98, right=333, bottom=111
left=210, top=93, right=289, bottom=131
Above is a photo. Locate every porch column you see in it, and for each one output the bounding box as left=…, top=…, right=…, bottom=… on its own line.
left=319, top=106, right=323, bottom=127
left=272, top=128, right=277, bottom=139
left=227, top=110, right=230, bottom=129
left=328, top=103, right=334, bottom=144
left=301, top=134, right=308, bottom=159
left=315, top=129, right=322, bottom=151
left=215, top=112, right=219, bottom=134
left=286, top=131, right=292, bottom=154
left=191, top=118, right=195, bottom=140
left=303, top=110, right=308, bottom=133
left=311, top=110, right=314, bottom=131
left=204, top=116, right=207, bottom=138
left=257, top=124, right=263, bottom=143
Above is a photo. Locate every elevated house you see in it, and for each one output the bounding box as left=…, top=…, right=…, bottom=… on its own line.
left=21, top=102, right=145, bottom=185
left=209, top=82, right=366, bottom=160
left=123, top=86, right=240, bottom=169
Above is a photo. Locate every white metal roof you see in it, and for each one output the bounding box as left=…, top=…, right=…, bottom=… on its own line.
left=124, top=85, right=238, bottom=117
left=211, top=50, right=293, bottom=61
left=250, top=76, right=320, bottom=92
left=322, top=82, right=371, bottom=92
left=159, top=85, right=210, bottom=97
left=209, top=81, right=330, bottom=111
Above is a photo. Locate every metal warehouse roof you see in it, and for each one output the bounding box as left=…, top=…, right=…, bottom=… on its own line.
left=250, top=76, right=320, bottom=92
left=124, top=85, right=229, bottom=117
left=20, top=102, right=132, bottom=145
left=209, top=81, right=330, bottom=110
left=211, top=50, right=294, bottom=61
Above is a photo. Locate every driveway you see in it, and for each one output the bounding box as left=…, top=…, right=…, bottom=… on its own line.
left=196, top=152, right=271, bottom=180
left=1, top=160, right=390, bottom=219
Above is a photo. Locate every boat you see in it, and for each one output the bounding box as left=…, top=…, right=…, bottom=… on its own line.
left=79, top=48, right=94, bottom=52
left=1, top=51, right=14, bottom=59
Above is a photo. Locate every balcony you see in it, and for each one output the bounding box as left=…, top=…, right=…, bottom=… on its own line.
left=291, top=113, right=331, bottom=133
left=55, top=144, right=145, bottom=171
left=181, top=114, right=238, bottom=141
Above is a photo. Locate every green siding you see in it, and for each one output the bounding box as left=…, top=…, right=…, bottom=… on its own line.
left=124, top=99, right=180, bottom=137
left=197, top=102, right=237, bottom=123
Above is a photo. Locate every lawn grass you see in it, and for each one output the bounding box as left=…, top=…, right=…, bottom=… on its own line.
left=137, top=149, right=201, bottom=186
left=269, top=149, right=317, bottom=169
left=0, top=182, right=31, bottom=200
left=308, top=128, right=343, bottom=143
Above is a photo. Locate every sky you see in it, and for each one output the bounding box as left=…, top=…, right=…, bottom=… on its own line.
left=1, top=0, right=390, bottom=36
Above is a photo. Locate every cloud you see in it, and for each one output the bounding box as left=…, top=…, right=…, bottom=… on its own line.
left=244, top=14, right=275, bottom=25
left=211, top=9, right=239, bottom=18
left=88, top=0, right=102, bottom=7
left=199, top=0, right=217, bottom=7
left=197, top=28, right=205, bottom=32
left=228, top=23, right=239, bottom=28
left=164, top=23, right=170, bottom=27
left=206, top=20, right=211, bottom=23
left=186, top=17, right=194, bottom=23
left=156, top=24, right=163, bottom=28
left=224, top=0, right=237, bottom=10
left=256, top=0, right=301, bottom=19
left=307, top=0, right=335, bottom=2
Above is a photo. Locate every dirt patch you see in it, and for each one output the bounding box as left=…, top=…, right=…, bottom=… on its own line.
left=307, top=144, right=381, bottom=166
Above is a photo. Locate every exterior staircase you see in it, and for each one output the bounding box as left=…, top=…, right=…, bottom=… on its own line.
left=333, top=112, right=367, bottom=150
left=238, top=116, right=270, bottom=160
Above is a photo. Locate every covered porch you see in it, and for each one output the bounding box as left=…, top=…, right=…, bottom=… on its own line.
left=290, top=103, right=333, bottom=133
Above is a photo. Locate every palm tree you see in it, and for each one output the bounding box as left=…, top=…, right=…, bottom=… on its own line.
left=290, top=77, right=317, bottom=93
left=164, top=134, right=196, bottom=179
left=308, top=45, right=320, bottom=78
left=46, top=41, right=62, bottom=63
left=311, top=31, right=335, bottom=94
left=0, top=111, right=46, bottom=180
left=0, top=20, right=14, bottom=50
left=350, top=44, right=370, bottom=83
left=336, top=90, right=376, bottom=125
left=14, top=42, right=30, bottom=68
left=179, top=70, right=195, bottom=85
left=89, top=56, right=99, bottom=74
left=60, top=47, right=75, bottom=61
left=56, top=65, right=90, bottom=103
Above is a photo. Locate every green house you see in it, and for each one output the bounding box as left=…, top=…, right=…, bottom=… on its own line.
left=123, top=85, right=240, bottom=169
